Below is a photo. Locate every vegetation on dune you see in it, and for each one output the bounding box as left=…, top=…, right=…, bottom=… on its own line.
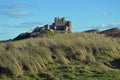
left=0, top=32, right=120, bottom=80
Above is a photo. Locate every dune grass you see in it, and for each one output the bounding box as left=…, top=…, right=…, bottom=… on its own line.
left=0, top=32, right=120, bottom=80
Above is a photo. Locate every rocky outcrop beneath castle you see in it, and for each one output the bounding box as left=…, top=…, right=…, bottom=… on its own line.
left=14, top=31, right=47, bottom=40
left=13, top=27, right=49, bottom=40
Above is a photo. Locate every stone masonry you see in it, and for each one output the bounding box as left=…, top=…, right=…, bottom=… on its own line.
left=44, top=17, right=72, bottom=32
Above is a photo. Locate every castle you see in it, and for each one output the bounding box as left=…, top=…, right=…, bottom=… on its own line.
left=14, top=17, right=72, bottom=40
left=33, top=17, right=72, bottom=32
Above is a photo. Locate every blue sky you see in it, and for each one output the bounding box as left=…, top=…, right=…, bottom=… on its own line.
left=0, top=0, right=120, bottom=40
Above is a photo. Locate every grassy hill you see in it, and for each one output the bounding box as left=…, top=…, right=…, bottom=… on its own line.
left=0, top=32, right=120, bottom=80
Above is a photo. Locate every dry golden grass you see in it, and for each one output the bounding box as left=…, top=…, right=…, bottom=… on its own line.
left=0, top=32, right=120, bottom=77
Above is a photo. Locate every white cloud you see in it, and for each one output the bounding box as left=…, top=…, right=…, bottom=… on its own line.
left=97, top=22, right=120, bottom=30
left=100, top=24, right=108, bottom=28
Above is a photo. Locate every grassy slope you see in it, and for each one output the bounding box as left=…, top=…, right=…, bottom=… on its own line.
left=0, top=32, right=120, bottom=80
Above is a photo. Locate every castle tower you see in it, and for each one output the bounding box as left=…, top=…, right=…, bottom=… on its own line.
left=67, top=21, right=72, bottom=32
left=54, top=17, right=57, bottom=25
left=44, top=24, right=50, bottom=30
left=53, top=17, right=72, bottom=32
left=62, top=17, right=65, bottom=25
left=54, top=17, right=66, bottom=26
left=54, top=17, right=58, bottom=26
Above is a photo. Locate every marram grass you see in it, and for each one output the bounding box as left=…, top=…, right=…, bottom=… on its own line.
left=0, top=32, right=120, bottom=80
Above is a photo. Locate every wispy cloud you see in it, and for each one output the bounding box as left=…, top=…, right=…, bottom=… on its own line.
left=0, top=32, right=8, bottom=35
left=103, top=12, right=111, bottom=17
left=0, top=4, right=38, bottom=18
left=1, top=21, right=44, bottom=28
left=1, top=24, right=18, bottom=28
left=21, top=22, right=44, bottom=27
left=0, top=11, right=31, bottom=18
left=0, top=4, right=30, bottom=9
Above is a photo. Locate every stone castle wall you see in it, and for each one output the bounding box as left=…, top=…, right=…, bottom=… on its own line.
left=33, top=17, right=72, bottom=33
